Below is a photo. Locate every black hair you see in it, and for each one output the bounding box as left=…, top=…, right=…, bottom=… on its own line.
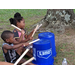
left=9, top=18, right=16, bottom=25
left=1, top=30, right=13, bottom=42
left=14, top=12, right=21, bottom=18
left=9, top=12, right=23, bottom=26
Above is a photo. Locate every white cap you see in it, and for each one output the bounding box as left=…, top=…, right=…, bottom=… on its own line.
left=64, top=58, right=66, bottom=60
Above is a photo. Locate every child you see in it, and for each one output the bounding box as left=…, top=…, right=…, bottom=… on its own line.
left=1, top=30, right=34, bottom=65
left=9, top=12, right=34, bottom=57
left=0, top=61, right=13, bottom=65
left=9, top=12, right=34, bottom=43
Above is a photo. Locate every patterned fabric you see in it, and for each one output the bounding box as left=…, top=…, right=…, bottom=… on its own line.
left=2, top=43, right=20, bottom=63
left=13, top=29, right=26, bottom=40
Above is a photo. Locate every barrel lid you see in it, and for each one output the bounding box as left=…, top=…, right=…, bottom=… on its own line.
left=38, top=32, right=54, bottom=38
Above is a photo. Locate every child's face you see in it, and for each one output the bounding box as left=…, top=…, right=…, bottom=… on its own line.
left=6, top=34, right=15, bottom=43
left=17, top=18, right=25, bottom=29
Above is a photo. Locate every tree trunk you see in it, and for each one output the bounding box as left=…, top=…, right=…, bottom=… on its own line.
left=36, top=9, right=75, bottom=34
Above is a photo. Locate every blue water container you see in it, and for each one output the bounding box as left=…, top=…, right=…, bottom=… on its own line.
left=38, top=32, right=57, bottom=57
left=32, top=39, right=54, bottom=65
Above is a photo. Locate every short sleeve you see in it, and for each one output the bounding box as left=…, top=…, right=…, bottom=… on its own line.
left=2, top=43, right=9, bottom=47
left=13, top=29, right=19, bottom=38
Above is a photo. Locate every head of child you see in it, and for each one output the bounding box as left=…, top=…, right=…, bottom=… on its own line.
left=9, top=12, right=25, bottom=29
left=1, top=30, right=14, bottom=44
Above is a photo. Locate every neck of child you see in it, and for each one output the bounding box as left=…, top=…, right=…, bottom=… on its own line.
left=15, top=25, right=21, bottom=31
left=16, top=27, right=24, bottom=32
left=6, top=42, right=12, bottom=44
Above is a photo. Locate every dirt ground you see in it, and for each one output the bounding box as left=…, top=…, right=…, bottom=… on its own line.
left=0, top=24, right=75, bottom=65
left=55, top=27, right=75, bottom=46
left=54, top=27, right=75, bottom=65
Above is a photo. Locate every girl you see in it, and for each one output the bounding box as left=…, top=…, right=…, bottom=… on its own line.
left=9, top=12, right=35, bottom=58
left=9, top=12, right=34, bottom=43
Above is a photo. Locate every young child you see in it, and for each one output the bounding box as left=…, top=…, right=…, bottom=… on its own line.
left=0, top=61, right=13, bottom=65
left=1, top=30, right=34, bottom=65
left=9, top=12, right=34, bottom=57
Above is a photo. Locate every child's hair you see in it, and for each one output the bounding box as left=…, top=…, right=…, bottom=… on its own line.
left=9, top=12, right=23, bottom=26
left=1, top=30, right=13, bottom=42
left=14, top=12, right=21, bottom=18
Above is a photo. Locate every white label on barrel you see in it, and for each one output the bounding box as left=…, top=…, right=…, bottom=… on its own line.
left=37, top=48, right=52, bottom=59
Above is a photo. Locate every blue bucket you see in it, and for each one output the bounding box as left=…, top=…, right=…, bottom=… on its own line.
left=32, top=39, right=54, bottom=65
left=38, top=32, right=57, bottom=57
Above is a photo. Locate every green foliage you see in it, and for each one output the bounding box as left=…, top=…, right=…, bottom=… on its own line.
left=73, top=9, right=75, bottom=13
left=0, top=9, right=47, bottom=22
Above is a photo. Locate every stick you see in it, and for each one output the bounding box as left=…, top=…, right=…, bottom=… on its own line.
left=32, top=24, right=42, bottom=37
left=14, top=48, right=30, bottom=65
left=32, top=25, right=39, bottom=37
left=23, top=39, right=40, bottom=46
left=29, top=39, right=40, bottom=44
left=22, top=57, right=35, bottom=65
left=37, top=24, right=42, bottom=30
left=14, top=39, right=40, bottom=65
left=11, top=24, right=21, bottom=31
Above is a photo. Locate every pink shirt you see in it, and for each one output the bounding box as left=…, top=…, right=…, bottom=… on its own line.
left=18, top=31, right=24, bottom=40
left=13, top=29, right=26, bottom=40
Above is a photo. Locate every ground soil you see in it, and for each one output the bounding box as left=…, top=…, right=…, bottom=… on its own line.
left=55, top=27, right=75, bottom=47
left=54, top=27, right=75, bottom=65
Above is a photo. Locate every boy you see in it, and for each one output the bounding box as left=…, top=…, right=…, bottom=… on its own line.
left=1, top=30, right=34, bottom=65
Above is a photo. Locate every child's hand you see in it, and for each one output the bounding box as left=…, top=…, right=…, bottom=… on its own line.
left=25, top=34, right=28, bottom=39
left=21, top=29, right=25, bottom=35
left=28, top=37, right=33, bottom=40
left=32, top=28, right=36, bottom=33
left=23, top=42, right=29, bottom=46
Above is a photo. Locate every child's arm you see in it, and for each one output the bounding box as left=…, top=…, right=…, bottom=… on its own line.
left=13, top=29, right=27, bottom=44
left=17, top=29, right=25, bottom=42
left=16, top=29, right=33, bottom=42
left=0, top=61, right=13, bottom=65
left=21, top=38, right=31, bottom=42
left=24, top=29, right=35, bottom=39
left=3, top=43, right=29, bottom=50
left=13, top=37, right=33, bottom=45
left=13, top=29, right=33, bottom=44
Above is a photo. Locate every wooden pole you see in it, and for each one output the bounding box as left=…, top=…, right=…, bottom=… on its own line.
left=22, top=57, right=35, bottom=65
left=32, top=24, right=42, bottom=37
left=11, top=24, right=21, bottom=31
left=32, top=25, right=39, bottom=37
left=14, top=48, right=30, bottom=65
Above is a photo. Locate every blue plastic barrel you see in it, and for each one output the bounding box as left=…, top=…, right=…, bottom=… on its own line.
left=38, top=32, right=57, bottom=57
left=32, top=39, right=54, bottom=65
